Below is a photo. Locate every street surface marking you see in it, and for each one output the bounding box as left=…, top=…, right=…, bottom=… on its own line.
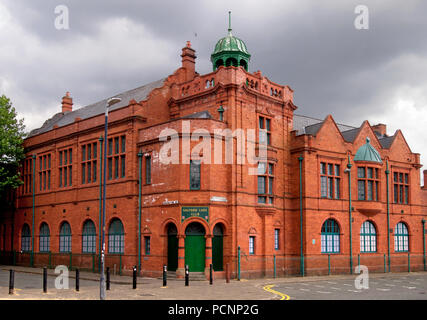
left=377, top=288, right=391, bottom=291
left=326, top=281, right=337, bottom=284
left=384, top=284, right=395, bottom=287
left=263, top=285, right=290, bottom=300
left=330, top=287, right=341, bottom=290
left=316, top=291, right=331, bottom=294
left=314, top=285, right=324, bottom=288
left=299, top=288, right=310, bottom=291
left=403, top=286, right=416, bottom=289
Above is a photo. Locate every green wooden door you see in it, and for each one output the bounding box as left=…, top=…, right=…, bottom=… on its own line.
left=184, top=222, right=206, bottom=272
left=167, top=236, right=178, bottom=271
left=185, top=235, right=205, bottom=272
left=212, top=235, right=223, bottom=271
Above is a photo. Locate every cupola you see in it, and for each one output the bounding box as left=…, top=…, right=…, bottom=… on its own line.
left=210, top=12, right=251, bottom=71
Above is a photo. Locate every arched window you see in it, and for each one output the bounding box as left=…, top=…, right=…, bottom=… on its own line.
left=225, top=57, right=237, bottom=67
left=394, top=222, right=409, bottom=252
left=215, top=59, right=224, bottom=70
left=108, top=219, right=124, bottom=254
left=59, top=222, right=71, bottom=253
left=82, top=220, right=96, bottom=253
left=39, top=223, right=50, bottom=253
left=321, top=219, right=340, bottom=253
left=21, top=224, right=31, bottom=252
left=360, top=221, right=377, bottom=253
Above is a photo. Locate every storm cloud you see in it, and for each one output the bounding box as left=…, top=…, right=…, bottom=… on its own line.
left=0, top=0, right=426, bottom=183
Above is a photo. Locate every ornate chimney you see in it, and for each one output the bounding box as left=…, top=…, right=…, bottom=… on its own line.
left=181, top=41, right=196, bottom=81
left=62, top=92, right=73, bottom=113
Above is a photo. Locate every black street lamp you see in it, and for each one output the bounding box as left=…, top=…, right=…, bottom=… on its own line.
left=100, top=97, right=121, bottom=300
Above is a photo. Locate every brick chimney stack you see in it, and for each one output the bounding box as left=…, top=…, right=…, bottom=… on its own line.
left=181, top=41, right=196, bottom=81
left=62, top=92, right=73, bottom=113
left=372, top=123, right=387, bottom=136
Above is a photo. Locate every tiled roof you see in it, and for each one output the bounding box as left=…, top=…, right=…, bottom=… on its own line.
left=293, top=114, right=356, bottom=136
left=29, top=78, right=166, bottom=137
left=378, top=135, right=394, bottom=149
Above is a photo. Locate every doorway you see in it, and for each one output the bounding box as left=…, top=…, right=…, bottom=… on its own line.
left=185, top=222, right=206, bottom=272
left=167, top=224, right=178, bottom=271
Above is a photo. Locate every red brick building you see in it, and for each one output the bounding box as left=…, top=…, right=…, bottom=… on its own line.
left=1, top=22, right=426, bottom=278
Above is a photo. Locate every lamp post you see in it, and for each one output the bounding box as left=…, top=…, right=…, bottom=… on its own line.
left=100, top=97, right=121, bottom=300
left=344, top=155, right=353, bottom=274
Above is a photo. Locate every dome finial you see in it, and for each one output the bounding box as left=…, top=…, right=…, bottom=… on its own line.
left=228, top=11, right=232, bottom=35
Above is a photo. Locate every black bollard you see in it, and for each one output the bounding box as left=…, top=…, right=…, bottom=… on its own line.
left=43, top=267, right=47, bottom=293
left=106, top=267, right=110, bottom=290
left=225, top=263, right=230, bottom=283
left=185, top=265, right=189, bottom=287
left=75, top=269, right=80, bottom=292
left=163, top=265, right=167, bottom=287
left=132, top=266, right=137, bottom=289
left=209, top=264, right=213, bottom=285
left=9, top=270, right=14, bottom=295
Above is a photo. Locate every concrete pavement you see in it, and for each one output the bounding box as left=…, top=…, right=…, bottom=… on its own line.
left=1, top=265, right=427, bottom=300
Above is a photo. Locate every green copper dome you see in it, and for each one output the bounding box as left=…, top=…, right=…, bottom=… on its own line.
left=354, top=137, right=382, bottom=163
left=211, top=12, right=251, bottom=71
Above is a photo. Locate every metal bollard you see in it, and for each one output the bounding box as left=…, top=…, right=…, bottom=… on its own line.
left=9, top=270, right=14, bottom=295
left=225, top=263, right=230, bottom=283
left=43, top=267, right=47, bottom=293
left=185, top=265, right=189, bottom=286
left=75, top=269, right=80, bottom=292
left=106, top=267, right=110, bottom=290
left=209, top=264, right=213, bottom=285
left=163, top=265, right=167, bottom=287
left=133, top=266, right=137, bottom=289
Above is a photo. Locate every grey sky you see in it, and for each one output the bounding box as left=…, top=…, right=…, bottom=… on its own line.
left=0, top=0, right=426, bottom=184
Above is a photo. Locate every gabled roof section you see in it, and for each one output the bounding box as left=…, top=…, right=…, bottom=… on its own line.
left=29, top=78, right=166, bottom=137
left=293, top=114, right=356, bottom=136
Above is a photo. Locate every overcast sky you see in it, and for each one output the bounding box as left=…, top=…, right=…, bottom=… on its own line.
left=0, top=0, right=426, bottom=184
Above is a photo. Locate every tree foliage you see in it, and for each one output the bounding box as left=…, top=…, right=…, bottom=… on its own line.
left=0, top=94, right=26, bottom=193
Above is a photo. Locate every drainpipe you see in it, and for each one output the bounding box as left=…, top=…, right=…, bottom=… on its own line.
left=138, top=151, right=143, bottom=273
left=98, top=136, right=104, bottom=272
left=385, top=160, right=390, bottom=272
left=347, top=155, right=353, bottom=274
left=31, top=154, right=36, bottom=267
left=422, top=219, right=426, bottom=271
left=298, top=154, right=304, bottom=276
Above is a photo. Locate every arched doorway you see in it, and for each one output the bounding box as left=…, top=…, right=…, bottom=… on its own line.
left=167, top=224, right=178, bottom=271
left=212, top=224, right=224, bottom=271
left=185, top=222, right=206, bottom=272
